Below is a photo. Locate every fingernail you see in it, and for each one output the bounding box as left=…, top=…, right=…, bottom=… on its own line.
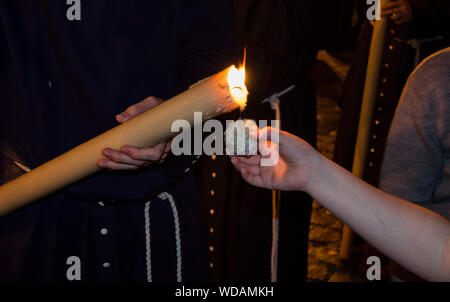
left=99, top=160, right=107, bottom=168
left=121, top=146, right=129, bottom=153
left=103, top=149, right=111, bottom=157
left=117, top=113, right=129, bottom=122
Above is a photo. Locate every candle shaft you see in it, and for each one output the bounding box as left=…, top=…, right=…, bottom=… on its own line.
left=0, top=66, right=240, bottom=216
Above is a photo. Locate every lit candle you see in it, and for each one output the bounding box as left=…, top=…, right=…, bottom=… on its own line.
left=0, top=65, right=248, bottom=216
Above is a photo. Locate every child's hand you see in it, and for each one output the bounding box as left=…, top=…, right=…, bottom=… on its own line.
left=230, top=127, right=320, bottom=193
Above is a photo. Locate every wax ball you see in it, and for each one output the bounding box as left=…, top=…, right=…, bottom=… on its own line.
left=225, top=119, right=259, bottom=155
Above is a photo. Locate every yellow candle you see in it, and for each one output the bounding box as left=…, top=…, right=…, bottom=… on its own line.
left=0, top=65, right=248, bottom=216
left=340, top=0, right=391, bottom=259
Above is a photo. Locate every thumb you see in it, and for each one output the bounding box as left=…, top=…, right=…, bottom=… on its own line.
left=255, top=127, right=310, bottom=165
left=252, top=126, right=292, bottom=148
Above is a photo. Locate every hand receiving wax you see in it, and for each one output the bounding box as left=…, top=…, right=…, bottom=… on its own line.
left=230, top=127, right=319, bottom=193
left=99, top=96, right=172, bottom=171
left=229, top=127, right=450, bottom=282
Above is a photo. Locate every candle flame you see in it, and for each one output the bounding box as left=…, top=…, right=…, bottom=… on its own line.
left=228, top=65, right=248, bottom=110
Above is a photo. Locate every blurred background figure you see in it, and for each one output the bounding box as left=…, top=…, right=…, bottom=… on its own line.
left=195, top=0, right=342, bottom=281
left=380, top=47, right=450, bottom=281
left=335, top=0, right=450, bottom=187
left=333, top=0, right=450, bottom=280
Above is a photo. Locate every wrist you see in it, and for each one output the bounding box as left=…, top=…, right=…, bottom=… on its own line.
left=300, top=148, right=328, bottom=195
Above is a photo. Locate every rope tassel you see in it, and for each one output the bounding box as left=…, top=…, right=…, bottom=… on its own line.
left=145, top=192, right=183, bottom=282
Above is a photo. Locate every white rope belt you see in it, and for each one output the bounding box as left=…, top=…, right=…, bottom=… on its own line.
left=145, top=192, right=183, bottom=282
left=12, top=160, right=183, bottom=282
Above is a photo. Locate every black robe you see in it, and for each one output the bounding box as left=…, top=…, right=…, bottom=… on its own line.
left=195, top=0, right=325, bottom=281
left=334, top=0, right=450, bottom=281
left=335, top=0, right=450, bottom=186
left=0, top=0, right=236, bottom=281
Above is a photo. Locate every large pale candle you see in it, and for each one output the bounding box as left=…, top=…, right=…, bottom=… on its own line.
left=0, top=65, right=248, bottom=216
left=340, top=0, right=391, bottom=259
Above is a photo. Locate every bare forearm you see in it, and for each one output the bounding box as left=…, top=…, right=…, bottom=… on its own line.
left=307, top=155, right=450, bottom=281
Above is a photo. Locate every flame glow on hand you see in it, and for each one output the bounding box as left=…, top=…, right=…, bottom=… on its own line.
left=228, top=65, right=248, bottom=110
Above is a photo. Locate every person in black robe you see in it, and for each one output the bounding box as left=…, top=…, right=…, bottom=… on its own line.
left=335, top=0, right=450, bottom=186
left=0, top=0, right=236, bottom=281
left=195, top=0, right=333, bottom=281
left=333, top=0, right=450, bottom=280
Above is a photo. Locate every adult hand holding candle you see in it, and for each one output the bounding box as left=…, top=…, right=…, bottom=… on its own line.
left=100, top=96, right=173, bottom=171
left=0, top=65, right=248, bottom=216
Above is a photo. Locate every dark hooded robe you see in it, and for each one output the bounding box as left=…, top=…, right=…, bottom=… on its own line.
left=195, top=0, right=329, bottom=281
left=0, top=0, right=236, bottom=281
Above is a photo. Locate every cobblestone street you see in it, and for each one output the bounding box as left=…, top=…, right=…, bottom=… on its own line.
left=307, top=50, right=363, bottom=282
